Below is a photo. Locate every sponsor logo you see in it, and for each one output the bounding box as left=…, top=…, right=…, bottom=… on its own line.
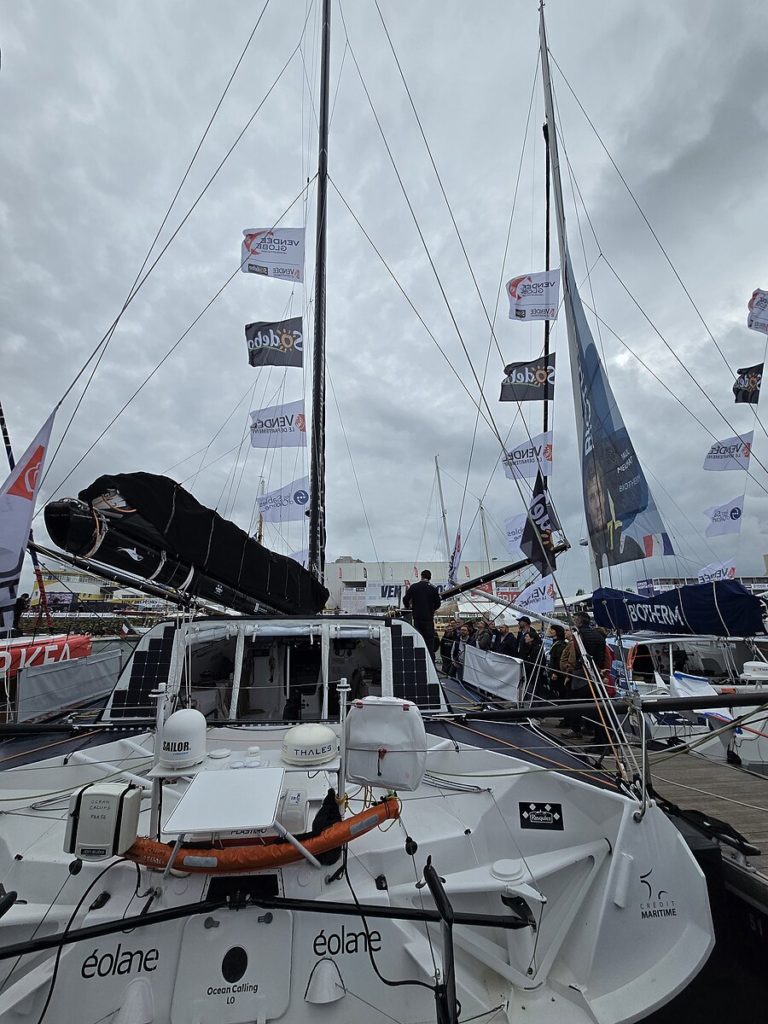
left=247, top=326, right=304, bottom=353
left=507, top=275, right=557, bottom=300
left=519, top=801, right=563, bottom=830
left=243, top=230, right=302, bottom=255
left=502, top=363, right=555, bottom=388
left=162, top=740, right=190, bottom=753
left=7, top=445, right=45, bottom=501
left=625, top=601, right=685, bottom=628
left=250, top=415, right=302, bottom=433
left=293, top=488, right=309, bottom=506
left=639, top=869, right=677, bottom=920
left=710, top=503, right=742, bottom=524
left=81, top=944, right=159, bottom=979
left=313, top=926, right=382, bottom=957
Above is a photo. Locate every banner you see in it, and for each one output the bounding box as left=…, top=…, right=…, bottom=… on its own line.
left=257, top=475, right=310, bottom=523
left=245, top=317, right=303, bottom=368
left=747, top=288, right=768, bottom=335
left=0, top=633, right=92, bottom=680
left=592, top=581, right=765, bottom=637
left=341, top=588, right=367, bottom=615
left=448, top=531, right=462, bottom=587
left=697, top=560, right=737, bottom=584
left=499, top=354, right=555, bottom=402
left=506, top=270, right=560, bottom=322
left=733, top=363, right=763, bottom=405
left=520, top=471, right=560, bottom=577
left=704, top=495, right=744, bottom=537
left=502, top=430, right=552, bottom=480
left=250, top=399, right=307, bottom=448
left=0, top=412, right=55, bottom=634
left=702, top=431, right=752, bottom=471
left=515, top=574, right=556, bottom=614
left=504, top=512, right=527, bottom=555
left=462, top=644, right=523, bottom=702
left=364, top=582, right=401, bottom=607
left=241, top=228, right=305, bottom=282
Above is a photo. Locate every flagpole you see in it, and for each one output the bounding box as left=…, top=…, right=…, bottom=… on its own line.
left=0, top=399, right=53, bottom=633
left=435, top=455, right=451, bottom=561
left=542, top=118, right=551, bottom=491
left=308, top=0, right=332, bottom=583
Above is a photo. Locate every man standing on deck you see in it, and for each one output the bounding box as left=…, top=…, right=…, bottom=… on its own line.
left=403, top=570, right=441, bottom=663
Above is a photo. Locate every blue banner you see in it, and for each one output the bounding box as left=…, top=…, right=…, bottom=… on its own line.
left=592, top=581, right=765, bottom=637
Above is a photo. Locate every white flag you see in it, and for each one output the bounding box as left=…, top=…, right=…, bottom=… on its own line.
left=502, top=431, right=553, bottom=480
left=504, top=512, right=527, bottom=555
left=697, top=559, right=737, bottom=583
left=747, top=288, right=768, bottom=335
left=704, top=495, right=744, bottom=537
left=250, top=399, right=307, bottom=449
left=448, top=531, right=462, bottom=587
left=702, top=431, right=752, bottom=472
left=258, top=476, right=310, bottom=523
left=515, top=574, right=556, bottom=615
left=289, top=548, right=309, bottom=569
left=241, top=228, right=305, bottom=283
left=0, top=411, right=56, bottom=633
left=506, top=269, right=560, bottom=322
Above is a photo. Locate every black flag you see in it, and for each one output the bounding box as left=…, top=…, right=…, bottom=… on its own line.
left=499, top=354, right=555, bottom=402
left=245, top=317, right=303, bottom=368
left=733, top=363, right=762, bottom=405
left=520, top=471, right=560, bottom=577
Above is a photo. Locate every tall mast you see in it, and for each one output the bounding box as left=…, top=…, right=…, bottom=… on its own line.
left=542, top=118, right=551, bottom=491
left=479, top=502, right=492, bottom=574
left=0, top=399, right=53, bottom=632
left=434, top=455, right=451, bottom=561
left=256, top=477, right=266, bottom=544
left=308, top=0, right=332, bottom=582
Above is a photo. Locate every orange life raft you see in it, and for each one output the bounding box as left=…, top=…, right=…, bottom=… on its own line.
left=125, top=796, right=400, bottom=873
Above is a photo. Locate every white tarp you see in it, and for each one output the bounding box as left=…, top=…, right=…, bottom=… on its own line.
left=0, top=412, right=55, bottom=634
left=462, top=644, right=523, bottom=702
left=747, top=288, right=768, bottom=334
left=257, top=476, right=310, bottom=523
left=506, top=269, right=560, bottom=322
left=702, top=431, right=752, bottom=472
left=502, top=430, right=553, bottom=481
left=241, top=227, right=305, bottom=282
left=704, top=495, right=744, bottom=537
left=697, top=559, right=737, bottom=584
left=250, top=399, right=307, bottom=448
left=16, top=649, right=121, bottom=722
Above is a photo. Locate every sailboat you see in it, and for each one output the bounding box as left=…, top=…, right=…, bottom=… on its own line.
left=0, top=5, right=717, bottom=1023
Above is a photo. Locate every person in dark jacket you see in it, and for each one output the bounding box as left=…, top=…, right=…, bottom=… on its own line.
left=564, top=612, right=607, bottom=738
left=547, top=624, right=568, bottom=700
left=440, top=624, right=456, bottom=676
left=403, top=570, right=441, bottom=662
left=516, top=616, right=544, bottom=696
left=474, top=619, right=493, bottom=651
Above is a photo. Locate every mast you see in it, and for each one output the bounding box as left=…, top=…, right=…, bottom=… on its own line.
left=542, top=118, right=551, bottom=490
left=308, top=0, right=332, bottom=583
left=256, top=477, right=266, bottom=544
left=434, top=455, right=451, bottom=560
left=0, top=399, right=53, bottom=633
left=479, top=502, right=492, bottom=573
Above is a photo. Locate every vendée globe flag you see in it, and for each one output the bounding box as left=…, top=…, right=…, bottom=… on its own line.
left=747, top=288, right=768, bottom=335
left=702, top=431, right=753, bottom=471
left=0, top=411, right=55, bottom=633
left=241, top=228, right=305, bottom=283
left=249, top=399, right=307, bottom=449
left=506, top=270, right=560, bottom=322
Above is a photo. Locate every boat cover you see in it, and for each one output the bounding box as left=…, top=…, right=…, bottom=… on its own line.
left=592, top=581, right=765, bottom=637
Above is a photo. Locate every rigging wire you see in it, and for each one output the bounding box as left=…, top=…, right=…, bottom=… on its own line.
left=41, top=0, right=274, bottom=486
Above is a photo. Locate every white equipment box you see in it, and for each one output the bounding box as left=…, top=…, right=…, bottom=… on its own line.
left=345, top=696, right=427, bottom=791
left=65, top=783, right=142, bottom=860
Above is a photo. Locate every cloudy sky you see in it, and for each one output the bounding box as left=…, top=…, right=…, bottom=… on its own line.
left=2, top=0, right=768, bottom=598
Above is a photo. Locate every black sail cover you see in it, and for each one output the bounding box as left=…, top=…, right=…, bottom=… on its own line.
left=44, top=473, right=328, bottom=615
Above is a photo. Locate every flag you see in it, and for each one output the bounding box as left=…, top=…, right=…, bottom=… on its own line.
left=448, top=531, right=462, bottom=586
left=504, top=512, right=527, bottom=555
left=241, top=228, right=305, bottom=282
left=499, top=354, right=555, bottom=403
left=520, top=471, right=560, bottom=577
left=515, top=574, right=556, bottom=615
left=250, top=399, right=307, bottom=449
left=747, top=288, right=768, bottom=335
left=641, top=533, right=674, bottom=557
left=502, top=430, right=553, bottom=480
left=704, top=495, right=744, bottom=537
left=702, top=431, right=753, bottom=471
left=733, top=363, right=762, bottom=405
left=506, top=269, right=560, bottom=321
left=0, top=412, right=56, bottom=633
left=257, top=476, right=310, bottom=523
left=246, top=317, right=303, bottom=368
left=697, top=559, right=737, bottom=584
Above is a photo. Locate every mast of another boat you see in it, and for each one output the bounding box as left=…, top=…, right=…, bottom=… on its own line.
left=256, top=477, right=266, bottom=543
left=0, top=397, right=53, bottom=633
left=308, top=0, right=332, bottom=583
left=434, top=454, right=452, bottom=561
left=479, top=502, right=493, bottom=574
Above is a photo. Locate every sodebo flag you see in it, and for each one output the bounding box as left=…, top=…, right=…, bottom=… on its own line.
left=250, top=399, right=307, bottom=449
left=506, top=269, right=560, bottom=322
left=704, top=495, right=744, bottom=538
left=257, top=476, right=310, bottom=523
left=0, top=411, right=56, bottom=633
left=241, top=228, right=305, bottom=282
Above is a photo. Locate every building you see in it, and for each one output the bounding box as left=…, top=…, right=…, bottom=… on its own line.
left=327, top=557, right=520, bottom=614
left=30, top=569, right=172, bottom=617
left=637, top=575, right=768, bottom=598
